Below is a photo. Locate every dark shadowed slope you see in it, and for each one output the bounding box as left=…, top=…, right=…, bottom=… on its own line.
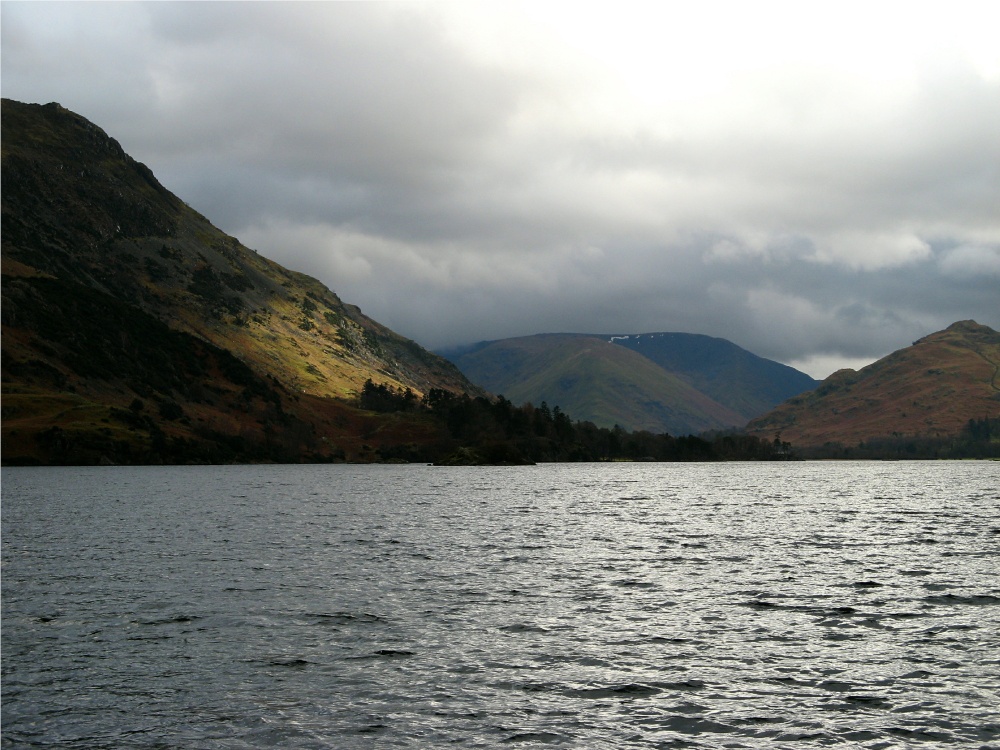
left=609, top=332, right=820, bottom=419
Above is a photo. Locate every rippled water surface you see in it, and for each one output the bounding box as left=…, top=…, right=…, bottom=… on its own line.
left=3, top=461, right=999, bottom=748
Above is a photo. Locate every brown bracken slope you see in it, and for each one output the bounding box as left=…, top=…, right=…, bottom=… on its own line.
left=746, top=320, right=1000, bottom=447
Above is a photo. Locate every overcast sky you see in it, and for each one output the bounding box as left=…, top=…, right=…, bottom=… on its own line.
left=3, top=1, right=998, bottom=377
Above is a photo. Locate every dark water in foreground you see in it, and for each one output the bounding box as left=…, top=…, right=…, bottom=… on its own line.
left=2, top=461, right=999, bottom=749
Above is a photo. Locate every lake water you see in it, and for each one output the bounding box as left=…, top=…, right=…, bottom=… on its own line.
left=2, top=461, right=999, bottom=749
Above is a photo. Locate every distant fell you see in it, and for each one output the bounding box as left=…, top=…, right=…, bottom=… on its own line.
left=746, top=320, right=1000, bottom=447
left=441, top=332, right=818, bottom=434
left=609, top=332, right=820, bottom=419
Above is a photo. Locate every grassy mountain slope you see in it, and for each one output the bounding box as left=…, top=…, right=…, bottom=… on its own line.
left=1, top=99, right=473, bottom=400
left=2, top=264, right=455, bottom=464
left=610, top=332, right=820, bottom=419
left=746, top=320, right=1000, bottom=446
left=1, top=99, right=476, bottom=463
left=442, top=334, right=746, bottom=434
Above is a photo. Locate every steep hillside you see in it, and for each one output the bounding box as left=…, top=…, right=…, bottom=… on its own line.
left=1, top=99, right=473, bottom=399
left=1, top=99, right=478, bottom=463
left=746, top=320, right=1000, bottom=447
left=442, top=334, right=746, bottom=434
left=610, top=332, right=820, bottom=418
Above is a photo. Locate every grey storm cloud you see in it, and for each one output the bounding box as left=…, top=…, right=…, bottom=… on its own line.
left=3, top=1, right=998, bottom=377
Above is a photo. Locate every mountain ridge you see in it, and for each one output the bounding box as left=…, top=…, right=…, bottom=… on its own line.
left=607, top=331, right=820, bottom=418
left=1, top=99, right=475, bottom=401
left=746, top=320, right=1000, bottom=447
left=1, top=98, right=479, bottom=463
left=440, top=332, right=819, bottom=434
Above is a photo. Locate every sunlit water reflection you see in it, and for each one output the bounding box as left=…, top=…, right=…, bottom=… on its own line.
left=3, top=461, right=999, bottom=748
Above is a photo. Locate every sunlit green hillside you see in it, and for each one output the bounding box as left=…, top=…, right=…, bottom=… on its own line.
left=1, top=99, right=478, bottom=463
